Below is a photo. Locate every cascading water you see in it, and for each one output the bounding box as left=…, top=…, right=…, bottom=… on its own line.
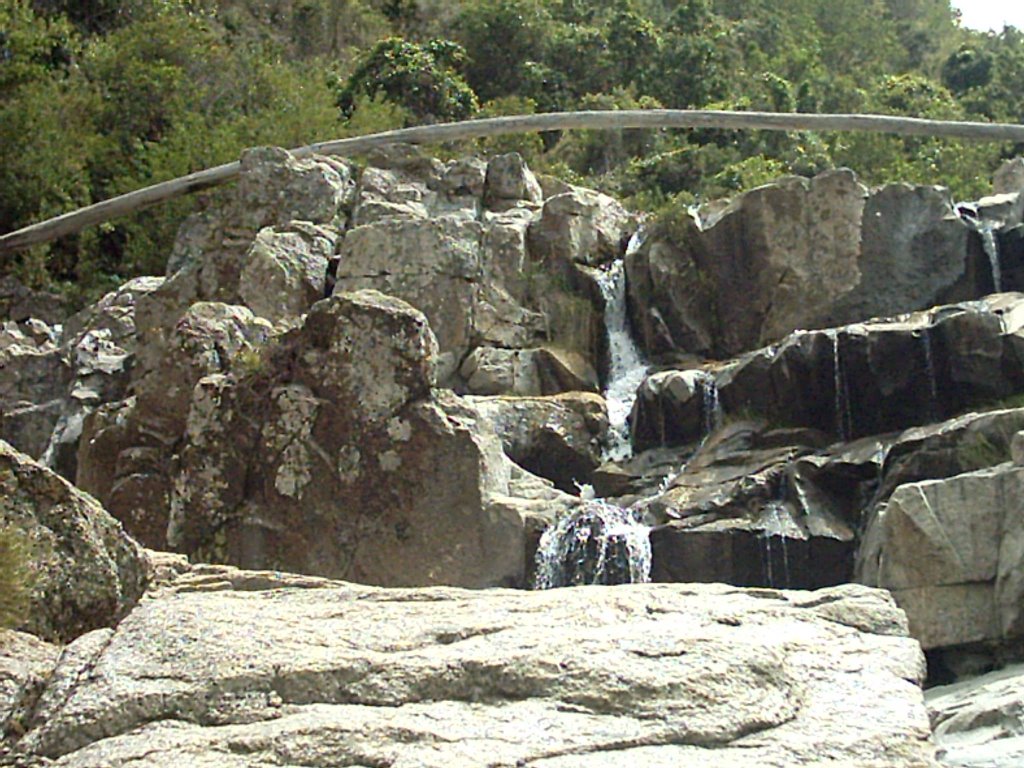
left=696, top=370, right=723, bottom=439
left=597, top=231, right=650, bottom=461
left=759, top=475, right=794, bottom=589
left=534, top=228, right=653, bottom=589
left=534, top=500, right=652, bottom=588
left=957, top=203, right=1004, bottom=293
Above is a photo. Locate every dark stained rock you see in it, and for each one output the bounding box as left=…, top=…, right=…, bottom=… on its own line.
left=628, top=170, right=991, bottom=359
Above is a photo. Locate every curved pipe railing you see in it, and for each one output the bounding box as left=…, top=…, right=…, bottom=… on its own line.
left=2, top=109, right=1023, bottom=255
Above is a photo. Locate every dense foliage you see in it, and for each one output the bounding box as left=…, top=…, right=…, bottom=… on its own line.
left=1, top=0, right=1022, bottom=303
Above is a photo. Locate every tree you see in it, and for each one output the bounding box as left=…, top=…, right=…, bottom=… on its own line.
left=454, top=0, right=550, bottom=103
left=336, top=37, right=478, bottom=123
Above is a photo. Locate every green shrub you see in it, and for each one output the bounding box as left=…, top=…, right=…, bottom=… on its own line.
left=0, top=523, right=33, bottom=630
left=957, top=433, right=1008, bottom=471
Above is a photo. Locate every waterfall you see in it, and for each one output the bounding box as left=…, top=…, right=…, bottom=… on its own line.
left=957, top=203, right=1004, bottom=293
left=597, top=230, right=650, bottom=461
left=534, top=228, right=652, bottom=590
left=759, top=475, right=793, bottom=589
left=696, top=370, right=723, bottom=439
left=534, top=500, right=652, bottom=588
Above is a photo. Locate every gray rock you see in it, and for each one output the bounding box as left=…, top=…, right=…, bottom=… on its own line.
left=9, top=568, right=936, bottom=767
left=0, top=629, right=59, bottom=744
left=858, top=464, right=1024, bottom=649
left=629, top=170, right=986, bottom=358
left=0, top=276, right=67, bottom=325
left=38, top=277, right=167, bottom=480
left=460, top=345, right=598, bottom=396
left=0, top=322, right=68, bottom=459
left=528, top=186, right=635, bottom=267
left=334, top=217, right=484, bottom=381
left=927, top=663, right=1024, bottom=768
left=237, top=223, right=337, bottom=324
left=633, top=295, right=1024, bottom=450
left=468, top=392, right=608, bottom=492
left=484, top=152, right=543, bottom=208
left=75, top=303, right=272, bottom=549
left=0, top=441, right=149, bottom=644
left=166, top=291, right=568, bottom=588
left=994, top=158, right=1024, bottom=195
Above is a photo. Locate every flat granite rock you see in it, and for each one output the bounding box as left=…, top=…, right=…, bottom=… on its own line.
left=927, top=663, right=1024, bottom=768
left=8, top=566, right=938, bottom=767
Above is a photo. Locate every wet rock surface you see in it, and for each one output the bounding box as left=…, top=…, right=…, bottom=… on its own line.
left=4, top=567, right=935, bottom=767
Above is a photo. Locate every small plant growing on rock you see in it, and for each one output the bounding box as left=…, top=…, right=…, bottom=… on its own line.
left=234, top=345, right=268, bottom=378
left=957, top=433, right=1008, bottom=471
left=0, top=523, right=33, bottom=630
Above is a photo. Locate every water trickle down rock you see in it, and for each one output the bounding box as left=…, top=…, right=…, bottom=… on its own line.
left=758, top=472, right=803, bottom=589
left=918, top=324, right=940, bottom=422
left=828, top=328, right=853, bottom=442
left=533, top=499, right=651, bottom=588
left=957, top=202, right=1004, bottom=293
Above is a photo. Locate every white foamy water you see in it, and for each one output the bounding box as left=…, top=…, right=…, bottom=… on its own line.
left=957, top=202, right=1004, bottom=293
left=533, top=500, right=652, bottom=588
left=598, top=230, right=650, bottom=461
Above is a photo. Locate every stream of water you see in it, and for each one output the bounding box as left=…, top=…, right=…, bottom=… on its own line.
left=534, top=230, right=652, bottom=588
left=597, top=231, right=650, bottom=462
left=957, top=203, right=1004, bottom=293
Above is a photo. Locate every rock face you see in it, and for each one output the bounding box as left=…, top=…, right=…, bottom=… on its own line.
left=858, top=464, right=1024, bottom=650
left=627, top=169, right=993, bottom=359
left=0, top=441, right=149, bottom=643
left=165, top=290, right=570, bottom=588
left=76, top=302, right=272, bottom=549
left=56, top=147, right=634, bottom=565
left=927, top=662, right=1024, bottom=768
left=0, top=319, right=67, bottom=459
left=5, top=565, right=937, bottom=767
left=0, top=629, right=60, bottom=744
left=632, top=294, right=1024, bottom=451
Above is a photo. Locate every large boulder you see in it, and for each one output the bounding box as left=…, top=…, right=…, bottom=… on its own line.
left=628, top=169, right=987, bottom=359
left=0, top=441, right=149, bottom=644
left=527, top=186, right=635, bottom=267
left=468, top=392, right=608, bottom=492
left=638, top=407, right=1024, bottom=598
left=640, top=420, right=854, bottom=590
left=237, top=222, right=337, bottom=325
left=166, top=290, right=569, bottom=588
left=333, top=216, right=488, bottom=381
left=143, top=146, right=354, bottom=352
left=484, top=152, right=543, bottom=209
left=7, top=566, right=936, bottom=767
left=76, top=302, right=272, bottom=549
left=857, top=463, right=1024, bottom=650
